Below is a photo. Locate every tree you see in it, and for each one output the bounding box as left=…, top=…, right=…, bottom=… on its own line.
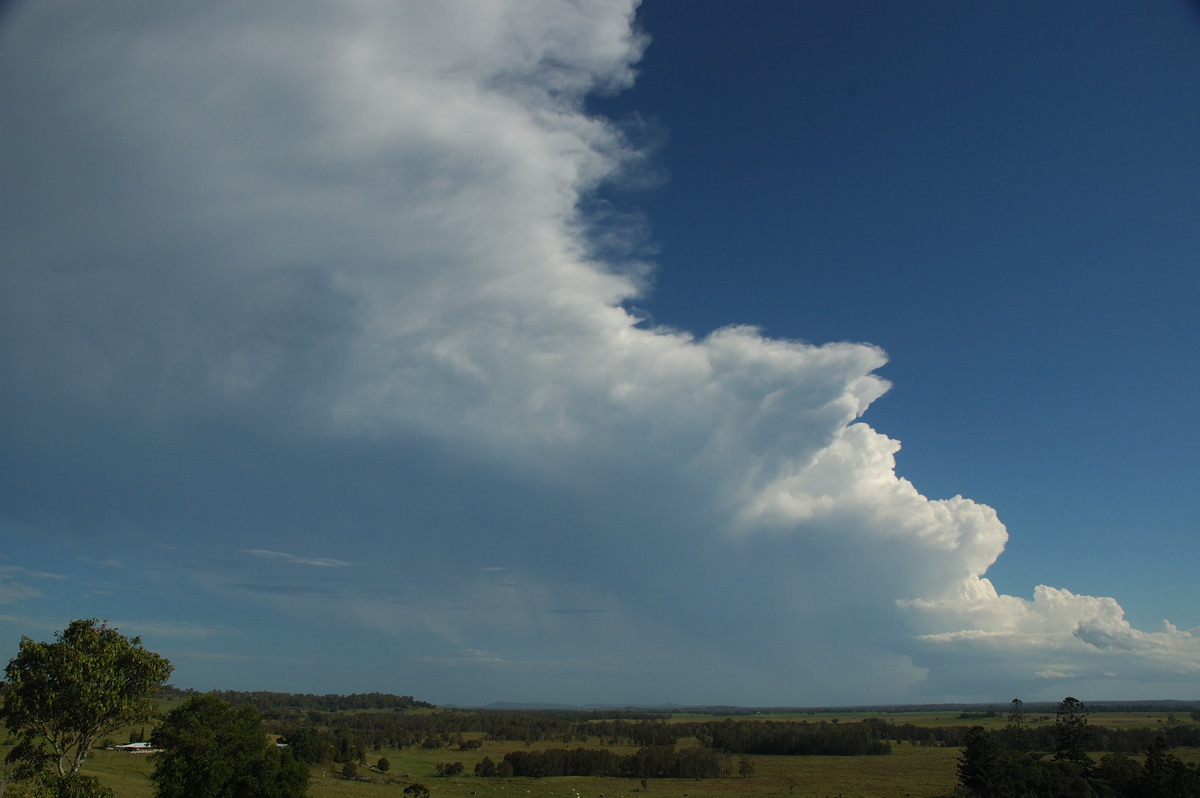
left=1, top=619, right=172, bottom=779
left=377, top=756, right=390, bottom=772
left=1006, top=698, right=1028, bottom=751
left=1052, top=696, right=1092, bottom=768
left=150, top=694, right=308, bottom=798
left=1139, top=734, right=1200, bottom=797
left=1095, top=752, right=1143, bottom=796
left=958, top=726, right=1003, bottom=797
left=278, top=727, right=333, bottom=766
left=403, top=784, right=429, bottom=798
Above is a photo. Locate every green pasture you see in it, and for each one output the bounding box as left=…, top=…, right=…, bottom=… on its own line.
left=298, top=740, right=963, bottom=798
left=4, top=711, right=1198, bottom=798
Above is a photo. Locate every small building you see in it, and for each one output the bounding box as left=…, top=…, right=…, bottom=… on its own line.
left=111, top=742, right=161, bottom=753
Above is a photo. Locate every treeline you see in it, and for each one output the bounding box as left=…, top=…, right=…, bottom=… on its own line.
left=157, top=686, right=433, bottom=716
left=278, top=709, right=1197, bottom=759
left=702, top=718, right=891, bottom=756
left=961, top=729, right=1200, bottom=797
left=757, top=700, right=1200, bottom=716
left=959, top=697, right=1200, bottom=798
left=477, top=745, right=727, bottom=779
left=273, top=709, right=667, bottom=763
left=273, top=713, right=896, bottom=769
left=971, top=721, right=1200, bottom=755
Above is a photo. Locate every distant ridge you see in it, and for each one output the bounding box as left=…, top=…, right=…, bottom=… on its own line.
left=158, top=686, right=1199, bottom=716
left=458, top=699, right=1200, bottom=714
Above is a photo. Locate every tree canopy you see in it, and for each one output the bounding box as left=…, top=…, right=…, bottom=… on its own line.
left=1, top=619, right=173, bottom=779
left=150, top=694, right=309, bottom=798
left=958, top=696, right=1200, bottom=797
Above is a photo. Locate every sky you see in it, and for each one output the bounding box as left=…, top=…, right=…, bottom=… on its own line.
left=1, top=0, right=1199, bottom=708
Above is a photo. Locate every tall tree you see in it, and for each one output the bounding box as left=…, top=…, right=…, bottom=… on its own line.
left=957, top=726, right=1003, bottom=797
left=1, top=619, right=173, bottom=779
left=1005, top=698, right=1027, bottom=751
left=1051, top=696, right=1092, bottom=768
left=150, top=694, right=309, bottom=798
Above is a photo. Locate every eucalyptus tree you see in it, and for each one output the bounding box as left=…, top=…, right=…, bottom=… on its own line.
left=1, top=619, right=172, bottom=779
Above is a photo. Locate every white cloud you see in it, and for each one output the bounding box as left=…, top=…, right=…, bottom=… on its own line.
left=0, top=0, right=1191, bottom=703
left=0, top=565, right=68, bottom=582
left=904, top=583, right=1200, bottom=694
left=0, top=565, right=67, bottom=605
left=0, top=579, right=42, bottom=605
left=243, top=550, right=351, bottom=568
left=113, top=620, right=226, bottom=640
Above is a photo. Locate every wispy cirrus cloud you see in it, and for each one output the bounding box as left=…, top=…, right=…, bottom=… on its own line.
left=242, top=550, right=351, bottom=568
left=0, top=564, right=68, bottom=605
left=112, top=620, right=227, bottom=640
left=0, top=581, right=43, bottom=605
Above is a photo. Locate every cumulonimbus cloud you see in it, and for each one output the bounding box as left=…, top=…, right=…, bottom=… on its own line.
left=1, top=0, right=1195, bottom=703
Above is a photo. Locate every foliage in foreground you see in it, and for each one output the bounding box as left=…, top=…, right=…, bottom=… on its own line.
left=1, top=619, right=172, bottom=780
left=0, top=772, right=114, bottom=798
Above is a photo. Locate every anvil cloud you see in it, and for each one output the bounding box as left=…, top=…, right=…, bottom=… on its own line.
left=1, top=0, right=1196, bottom=705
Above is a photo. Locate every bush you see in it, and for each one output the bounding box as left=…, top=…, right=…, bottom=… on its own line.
left=18, top=774, right=114, bottom=798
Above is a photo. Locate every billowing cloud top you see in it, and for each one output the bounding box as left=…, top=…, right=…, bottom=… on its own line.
left=1, top=0, right=1195, bottom=705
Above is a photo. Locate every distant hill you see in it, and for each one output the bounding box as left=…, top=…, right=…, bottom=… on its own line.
left=459, top=699, right=1200, bottom=714
left=157, top=686, right=1198, bottom=717
left=157, top=686, right=436, bottom=713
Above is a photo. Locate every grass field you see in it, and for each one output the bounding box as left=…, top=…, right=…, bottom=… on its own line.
left=4, top=711, right=1198, bottom=798
left=301, top=742, right=963, bottom=798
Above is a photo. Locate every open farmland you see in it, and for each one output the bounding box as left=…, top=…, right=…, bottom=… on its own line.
left=6, top=697, right=1198, bottom=798
left=303, top=740, right=964, bottom=798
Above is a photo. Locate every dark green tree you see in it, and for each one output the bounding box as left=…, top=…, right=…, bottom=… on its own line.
left=1095, top=752, right=1143, bottom=796
left=403, top=783, right=430, bottom=798
left=1052, top=696, right=1092, bottom=768
left=1006, top=698, right=1028, bottom=751
left=1139, top=734, right=1200, bottom=797
left=957, top=726, right=1004, bottom=797
left=1, top=619, right=172, bottom=779
left=957, top=724, right=1042, bottom=798
left=278, top=727, right=333, bottom=766
left=377, top=756, right=390, bottom=772
left=150, top=694, right=308, bottom=798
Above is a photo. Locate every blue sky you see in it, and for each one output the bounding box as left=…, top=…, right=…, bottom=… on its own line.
left=2, top=0, right=1198, bottom=707
left=595, top=0, right=1200, bottom=631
